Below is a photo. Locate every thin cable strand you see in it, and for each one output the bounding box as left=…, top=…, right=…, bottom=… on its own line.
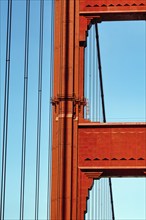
left=0, top=1, right=12, bottom=219
left=34, top=1, right=44, bottom=219
left=19, top=1, right=30, bottom=219
left=95, top=23, right=106, bottom=123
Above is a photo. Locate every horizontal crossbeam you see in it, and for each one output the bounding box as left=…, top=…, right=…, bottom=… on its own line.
left=79, top=0, right=146, bottom=42
left=80, top=0, right=146, bottom=18
left=78, top=122, right=146, bottom=177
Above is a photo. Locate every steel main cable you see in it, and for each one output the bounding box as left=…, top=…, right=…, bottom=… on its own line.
left=19, top=1, right=30, bottom=219
left=0, top=1, right=12, bottom=219
left=34, top=0, right=44, bottom=219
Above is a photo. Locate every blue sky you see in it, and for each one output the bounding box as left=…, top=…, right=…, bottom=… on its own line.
left=99, top=21, right=146, bottom=219
left=1, top=1, right=53, bottom=219
left=0, top=1, right=146, bottom=220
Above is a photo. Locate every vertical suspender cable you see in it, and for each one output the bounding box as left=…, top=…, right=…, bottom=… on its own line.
left=85, top=36, right=89, bottom=119
left=92, top=26, right=95, bottom=121
left=47, top=0, right=54, bottom=219
left=89, top=29, right=92, bottom=120
left=34, top=0, right=44, bottom=219
left=98, top=179, right=101, bottom=219
left=0, top=1, right=12, bottom=219
left=84, top=43, right=86, bottom=118
left=94, top=27, right=99, bottom=122
left=19, top=1, right=30, bottom=219
left=95, top=23, right=115, bottom=220
left=92, top=25, right=96, bottom=213
left=91, top=26, right=94, bottom=121
left=145, top=21, right=146, bottom=122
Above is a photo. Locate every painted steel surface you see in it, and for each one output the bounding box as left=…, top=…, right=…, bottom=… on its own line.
left=77, top=122, right=146, bottom=218
left=51, top=0, right=146, bottom=219
left=79, top=0, right=146, bottom=43
left=78, top=122, right=146, bottom=176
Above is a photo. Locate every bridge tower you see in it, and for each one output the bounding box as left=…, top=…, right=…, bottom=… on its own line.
left=51, top=1, right=146, bottom=219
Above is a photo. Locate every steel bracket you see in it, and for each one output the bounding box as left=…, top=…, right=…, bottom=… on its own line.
left=51, top=95, right=86, bottom=117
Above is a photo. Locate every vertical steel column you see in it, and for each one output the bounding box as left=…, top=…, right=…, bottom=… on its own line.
left=51, top=1, right=80, bottom=219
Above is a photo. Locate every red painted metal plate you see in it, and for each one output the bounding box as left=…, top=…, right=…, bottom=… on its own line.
left=78, top=122, right=146, bottom=177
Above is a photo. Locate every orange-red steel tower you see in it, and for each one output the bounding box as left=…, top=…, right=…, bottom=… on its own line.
left=51, top=1, right=146, bottom=219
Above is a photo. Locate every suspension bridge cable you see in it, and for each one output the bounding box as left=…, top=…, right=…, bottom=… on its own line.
left=94, top=29, right=99, bottom=121
left=0, top=1, right=12, bottom=219
left=95, top=23, right=106, bottom=123
left=89, top=27, right=92, bottom=120
left=92, top=26, right=96, bottom=121
left=34, top=0, right=44, bottom=219
left=109, top=178, right=115, bottom=220
left=85, top=37, right=89, bottom=119
left=47, top=0, right=54, bottom=219
left=19, top=1, right=30, bottom=219
left=95, top=23, right=115, bottom=220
